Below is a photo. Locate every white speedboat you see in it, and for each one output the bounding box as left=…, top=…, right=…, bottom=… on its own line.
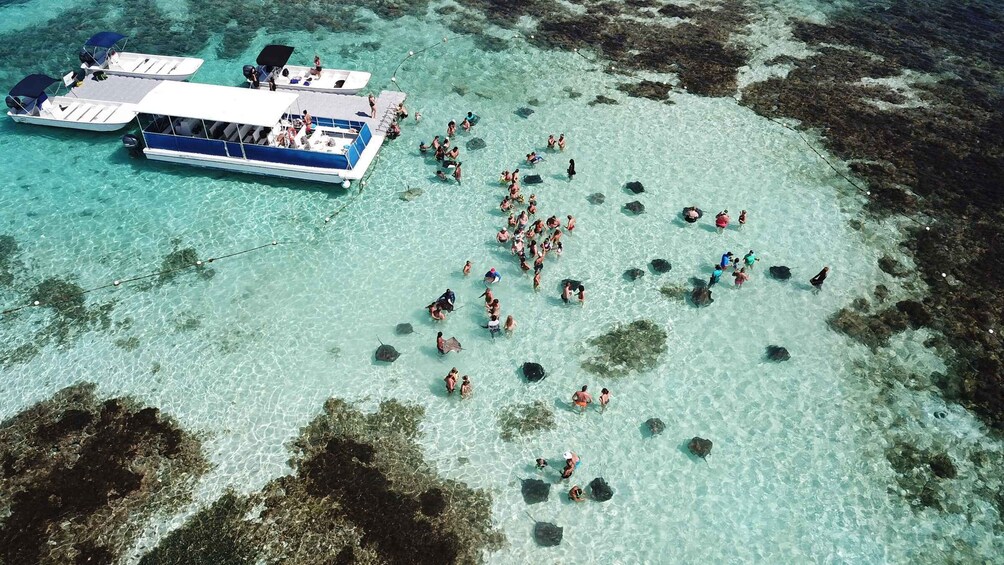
left=79, top=32, right=204, bottom=81
left=242, top=45, right=370, bottom=95
left=125, top=81, right=398, bottom=185
left=5, top=74, right=136, bottom=131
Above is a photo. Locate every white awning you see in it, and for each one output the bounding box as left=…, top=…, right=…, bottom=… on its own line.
left=136, top=81, right=299, bottom=127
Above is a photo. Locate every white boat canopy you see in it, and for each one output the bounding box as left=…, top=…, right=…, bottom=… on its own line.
left=136, top=81, right=299, bottom=127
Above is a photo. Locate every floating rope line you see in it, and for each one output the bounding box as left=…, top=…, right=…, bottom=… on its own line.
left=760, top=113, right=935, bottom=231
left=1, top=241, right=286, bottom=316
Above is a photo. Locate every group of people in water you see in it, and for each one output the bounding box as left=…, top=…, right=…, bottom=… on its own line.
left=418, top=113, right=481, bottom=183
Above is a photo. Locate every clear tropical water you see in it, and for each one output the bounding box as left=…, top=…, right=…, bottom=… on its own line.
left=1, top=1, right=1001, bottom=563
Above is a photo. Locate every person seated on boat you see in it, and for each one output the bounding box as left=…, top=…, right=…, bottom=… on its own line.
left=466, top=111, right=479, bottom=125
left=396, top=102, right=408, bottom=119
left=268, top=76, right=277, bottom=91
left=419, top=140, right=430, bottom=153
left=250, top=72, right=260, bottom=89
left=311, top=55, right=322, bottom=77
left=461, top=117, right=471, bottom=132
left=302, top=110, right=313, bottom=134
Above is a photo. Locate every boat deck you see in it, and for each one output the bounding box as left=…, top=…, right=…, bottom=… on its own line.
left=67, top=75, right=407, bottom=182
left=67, top=75, right=162, bottom=104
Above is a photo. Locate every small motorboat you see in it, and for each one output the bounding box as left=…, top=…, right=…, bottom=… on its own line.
left=6, top=73, right=136, bottom=131
left=243, top=45, right=371, bottom=95
left=79, top=32, right=204, bottom=81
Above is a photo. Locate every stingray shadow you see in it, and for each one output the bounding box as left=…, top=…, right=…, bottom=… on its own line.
left=700, top=223, right=719, bottom=233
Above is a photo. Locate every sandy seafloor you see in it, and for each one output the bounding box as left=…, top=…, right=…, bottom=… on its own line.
left=0, top=0, right=1001, bottom=562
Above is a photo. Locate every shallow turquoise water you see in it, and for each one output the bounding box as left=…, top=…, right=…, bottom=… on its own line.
left=1, top=1, right=1001, bottom=563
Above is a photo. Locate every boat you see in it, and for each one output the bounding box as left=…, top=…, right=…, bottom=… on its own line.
left=242, top=45, right=370, bottom=95
left=79, top=32, right=204, bottom=81
left=6, top=74, right=137, bottom=131
left=126, top=81, right=386, bottom=185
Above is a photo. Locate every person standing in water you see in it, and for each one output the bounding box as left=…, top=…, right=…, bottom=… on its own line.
left=599, top=388, right=611, bottom=413
left=463, top=260, right=472, bottom=276
left=453, top=162, right=462, bottom=184
left=572, top=385, right=593, bottom=414
left=460, top=376, right=473, bottom=399
left=733, top=267, right=750, bottom=288
left=715, top=210, right=730, bottom=233
left=504, top=315, right=517, bottom=334
left=743, top=250, right=759, bottom=270
left=566, top=215, right=576, bottom=231
left=444, top=368, right=458, bottom=395
left=437, top=332, right=447, bottom=354
left=739, top=209, right=747, bottom=228
left=562, top=281, right=573, bottom=304
left=567, top=159, right=576, bottom=179
left=810, top=266, right=830, bottom=291
left=709, top=264, right=724, bottom=287
left=577, top=285, right=586, bottom=305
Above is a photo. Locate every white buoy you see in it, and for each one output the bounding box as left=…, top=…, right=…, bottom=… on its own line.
left=866, top=191, right=871, bottom=195
left=361, top=180, right=367, bottom=187
left=325, top=217, right=331, bottom=223
left=925, top=226, right=930, bottom=230
left=443, top=37, right=448, bottom=42
left=941, top=273, right=947, bottom=277
left=990, top=329, right=995, bottom=334
left=409, top=50, right=414, bottom=56
left=342, top=180, right=351, bottom=189
left=33, top=300, right=40, bottom=306
left=113, top=280, right=121, bottom=286
left=196, top=260, right=203, bottom=266
left=391, top=76, right=396, bottom=82
left=272, top=240, right=277, bottom=246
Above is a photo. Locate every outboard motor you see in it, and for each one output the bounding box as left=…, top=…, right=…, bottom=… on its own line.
left=242, top=65, right=256, bottom=80
left=121, top=134, right=143, bottom=157
left=79, top=49, right=97, bottom=66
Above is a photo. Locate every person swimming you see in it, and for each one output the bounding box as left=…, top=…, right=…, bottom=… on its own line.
left=683, top=207, right=703, bottom=223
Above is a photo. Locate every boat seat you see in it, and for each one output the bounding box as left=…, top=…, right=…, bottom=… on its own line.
left=208, top=121, right=226, bottom=138
left=92, top=106, right=114, bottom=122
left=222, top=123, right=238, bottom=140
left=65, top=103, right=93, bottom=120
left=77, top=105, right=102, bottom=122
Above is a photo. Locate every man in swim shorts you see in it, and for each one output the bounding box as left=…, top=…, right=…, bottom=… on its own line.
left=572, top=386, right=593, bottom=414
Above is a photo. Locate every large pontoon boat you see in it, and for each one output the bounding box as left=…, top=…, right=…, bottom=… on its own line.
left=242, top=45, right=370, bottom=95
left=5, top=73, right=137, bottom=131
left=79, top=32, right=204, bottom=81
left=128, top=81, right=380, bottom=184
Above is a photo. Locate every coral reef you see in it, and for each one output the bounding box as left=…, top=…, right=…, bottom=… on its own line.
left=497, top=401, right=555, bottom=442
left=142, top=398, right=504, bottom=564
left=0, top=383, right=207, bottom=565
left=581, top=319, right=667, bottom=377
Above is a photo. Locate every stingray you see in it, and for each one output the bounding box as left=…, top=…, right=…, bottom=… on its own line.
left=515, top=107, right=535, bottom=118
left=688, top=437, right=713, bottom=460
left=375, top=343, right=399, bottom=362
left=533, top=521, right=562, bottom=546
left=466, top=137, right=487, bottom=151
left=441, top=337, right=462, bottom=354
left=398, top=188, right=423, bottom=201
left=524, top=174, right=543, bottom=184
